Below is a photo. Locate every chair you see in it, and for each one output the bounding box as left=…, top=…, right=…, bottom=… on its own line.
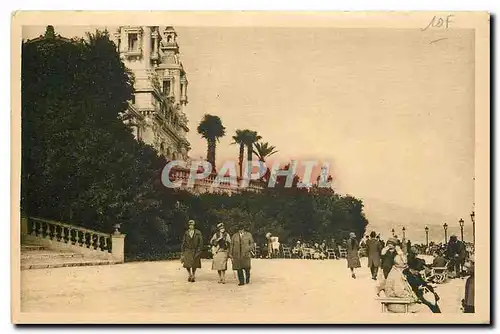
left=282, top=246, right=292, bottom=259
left=326, top=249, right=336, bottom=259
left=338, top=246, right=347, bottom=258
left=303, top=248, right=313, bottom=259
left=428, top=264, right=449, bottom=284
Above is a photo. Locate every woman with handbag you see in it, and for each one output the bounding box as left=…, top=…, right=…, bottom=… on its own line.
left=210, top=223, right=231, bottom=283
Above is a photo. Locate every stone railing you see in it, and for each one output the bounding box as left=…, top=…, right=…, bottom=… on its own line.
left=21, top=216, right=125, bottom=263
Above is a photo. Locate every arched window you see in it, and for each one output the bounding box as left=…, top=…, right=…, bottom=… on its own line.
left=167, top=35, right=172, bottom=43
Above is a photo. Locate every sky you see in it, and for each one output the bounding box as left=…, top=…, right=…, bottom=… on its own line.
left=22, top=26, right=475, bottom=239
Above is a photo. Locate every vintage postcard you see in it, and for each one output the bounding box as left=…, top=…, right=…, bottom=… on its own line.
left=11, top=11, right=490, bottom=324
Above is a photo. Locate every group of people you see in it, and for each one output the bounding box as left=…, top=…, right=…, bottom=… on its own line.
left=180, top=220, right=255, bottom=286
left=345, top=230, right=475, bottom=313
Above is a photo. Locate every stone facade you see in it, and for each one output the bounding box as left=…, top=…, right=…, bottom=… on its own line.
left=112, top=26, right=191, bottom=161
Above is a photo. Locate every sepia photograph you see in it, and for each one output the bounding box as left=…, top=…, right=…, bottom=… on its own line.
left=11, top=11, right=490, bottom=324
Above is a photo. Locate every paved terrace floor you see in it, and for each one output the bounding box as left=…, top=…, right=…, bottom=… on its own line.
left=20, top=258, right=466, bottom=322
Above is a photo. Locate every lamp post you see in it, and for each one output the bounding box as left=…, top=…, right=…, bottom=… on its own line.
left=470, top=210, right=475, bottom=246
left=459, top=218, right=464, bottom=241
left=425, top=226, right=429, bottom=249
left=391, top=228, right=395, bottom=237
left=443, top=223, right=448, bottom=243
left=402, top=227, right=406, bottom=240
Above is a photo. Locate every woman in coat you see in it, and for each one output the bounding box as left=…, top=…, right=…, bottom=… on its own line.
left=346, top=232, right=361, bottom=278
left=181, top=220, right=203, bottom=282
left=210, top=222, right=231, bottom=283
left=229, top=223, right=255, bottom=286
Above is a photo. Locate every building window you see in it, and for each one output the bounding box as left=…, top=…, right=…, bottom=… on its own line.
left=128, top=33, right=138, bottom=51
left=131, top=94, right=136, bottom=104
left=163, top=80, right=171, bottom=96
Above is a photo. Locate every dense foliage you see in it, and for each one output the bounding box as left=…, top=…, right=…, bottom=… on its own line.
left=21, top=28, right=368, bottom=261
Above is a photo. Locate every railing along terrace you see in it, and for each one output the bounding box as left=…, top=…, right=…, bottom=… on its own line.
left=27, top=217, right=113, bottom=254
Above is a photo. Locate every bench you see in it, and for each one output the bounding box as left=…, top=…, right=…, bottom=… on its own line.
left=376, top=297, right=416, bottom=313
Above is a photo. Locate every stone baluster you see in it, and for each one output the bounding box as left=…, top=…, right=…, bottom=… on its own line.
left=61, top=226, right=67, bottom=243
left=89, top=232, right=94, bottom=249
left=103, top=237, right=108, bottom=252
left=38, top=221, right=44, bottom=237
left=31, top=220, right=37, bottom=236
left=96, top=235, right=101, bottom=251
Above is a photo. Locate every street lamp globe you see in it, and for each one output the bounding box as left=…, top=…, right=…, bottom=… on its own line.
left=425, top=226, right=429, bottom=232
left=470, top=211, right=475, bottom=223
left=459, top=218, right=464, bottom=227
left=443, top=223, right=448, bottom=230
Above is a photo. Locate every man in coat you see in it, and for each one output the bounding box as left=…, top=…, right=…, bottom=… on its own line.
left=229, top=222, right=255, bottom=286
left=181, top=220, right=203, bottom=282
left=446, top=235, right=467, bottom=277
left=366, top=231, right=382, bottom=280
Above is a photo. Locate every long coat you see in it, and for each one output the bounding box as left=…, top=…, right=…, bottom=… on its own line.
left=229, top=231, right=255, bottom=270
left=181, top=229, right=203, bottom=269
left=366, top=237, right=382, bottom=267
left=346, top=239, right=361, bottom=268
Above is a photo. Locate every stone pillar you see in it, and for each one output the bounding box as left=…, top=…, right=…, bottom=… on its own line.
left=111, top=233, right=126, bottom=263
left=120, top=28, right=127, bottom=53
left=143, top=26, right=151, bottom=68
left=21, top=216, right=28, bottom=235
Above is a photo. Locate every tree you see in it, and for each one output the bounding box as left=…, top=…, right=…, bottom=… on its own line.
left=197, top=114, right=226, bottom=172
left=243, top=130, right=261, bottom=163
left=22, top=27, right=171, bottom=260
left=231, top=129, right=246, bottom=178
left=253, top=141, right=278, bottom=162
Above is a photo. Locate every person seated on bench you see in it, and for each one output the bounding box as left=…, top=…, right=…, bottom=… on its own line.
left=404, top=258, right=441, bottom=313
left=432, top=251, right=447, bottom=268
left=379, top=249, right=420, bottom=313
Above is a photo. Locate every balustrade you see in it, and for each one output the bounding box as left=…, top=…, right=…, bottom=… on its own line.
left=27, top=217, right=112, bottom=254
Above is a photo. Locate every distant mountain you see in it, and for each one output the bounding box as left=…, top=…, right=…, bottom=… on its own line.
left=361, top=197, right=474, bottom=244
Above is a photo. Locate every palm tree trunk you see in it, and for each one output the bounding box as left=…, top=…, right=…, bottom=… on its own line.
left=238, top=143, right=244, bottom=178
left=246, top=143, right=253, bottom=179
left=208, top=138, right=217, bottom=173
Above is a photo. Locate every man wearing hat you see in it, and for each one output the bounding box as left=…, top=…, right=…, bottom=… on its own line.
left=366, top=231, right=382, bottom=280
left=229, top=222, right=255, bottom=286
left=210, top=223, right=231, bottom=283
left=181, top=220, right=204, bottom=282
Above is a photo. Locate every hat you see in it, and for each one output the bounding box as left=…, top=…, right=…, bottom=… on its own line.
left=349, top=232, right=356, bottom=238
left=216, top=223, right=224, bottom=229
left=387, top=237, right=398, bottom=246
left=188, top=220, right=195, bottom=225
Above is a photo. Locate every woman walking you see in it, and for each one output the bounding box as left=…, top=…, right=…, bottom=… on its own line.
left=210, top=223, right=231, bottom=283
left=181, top=220, right=203, bottom=282
left=346, top=232, right=361, bottom=278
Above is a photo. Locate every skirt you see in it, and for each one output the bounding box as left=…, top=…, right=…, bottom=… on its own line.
left=212, top=250, right=229, bottom=271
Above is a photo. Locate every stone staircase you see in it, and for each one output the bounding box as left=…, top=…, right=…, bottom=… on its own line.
left=21, top=244, right=116, bottom=270
left=20, top=216, right=126, bottom=270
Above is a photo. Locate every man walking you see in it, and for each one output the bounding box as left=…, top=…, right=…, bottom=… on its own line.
left=366, top=231, right=382, bottom=280
left=229, top=222, right=255, bottom=286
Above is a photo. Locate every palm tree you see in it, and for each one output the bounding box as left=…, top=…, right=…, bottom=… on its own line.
left=253, top=141, right=278, bottom=183
left=253, top=142, right=278, bottom=162
left=197, top=114, right=226, bottom=172
left=242, top=130, right=261, bottom=178
left=232, top=129, right=249, bottom=179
